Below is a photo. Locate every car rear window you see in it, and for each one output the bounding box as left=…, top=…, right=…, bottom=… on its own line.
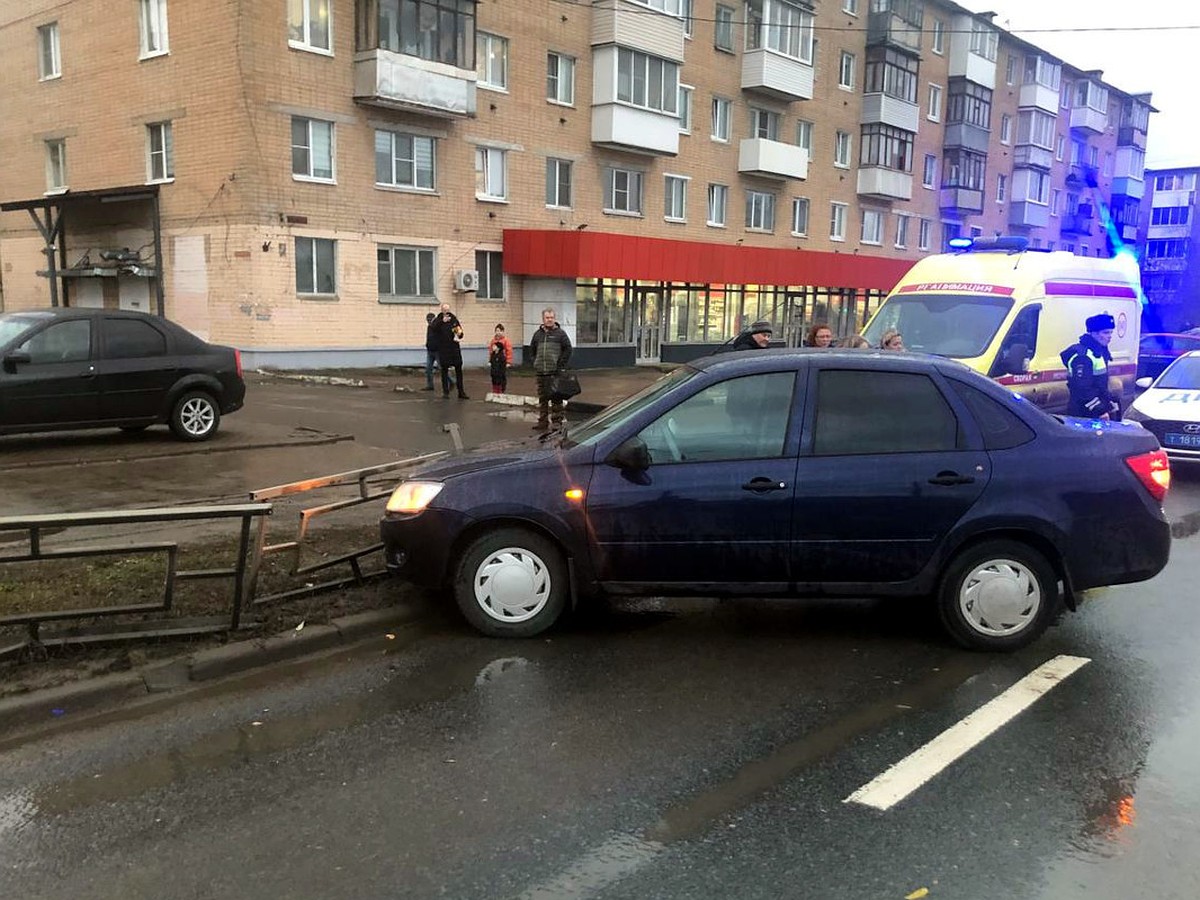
left=813, top=370, right=961, bottom=455
left=947, top=378, right=1035, bottom=450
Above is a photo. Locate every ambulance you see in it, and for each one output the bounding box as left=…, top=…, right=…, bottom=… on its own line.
left=861, top=236, right=1143, bottom=414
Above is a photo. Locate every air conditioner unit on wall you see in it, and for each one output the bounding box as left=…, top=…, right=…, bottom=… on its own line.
left=454, top=269, right=479, bottom=292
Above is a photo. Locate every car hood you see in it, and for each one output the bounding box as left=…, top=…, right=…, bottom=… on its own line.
left=405, top=436, right=580, bottom=481
left=1131, top=388, right=1200, bottom=422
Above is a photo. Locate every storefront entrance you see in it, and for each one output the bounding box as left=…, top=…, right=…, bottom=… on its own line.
left=633, top=287, right=663, bottom=364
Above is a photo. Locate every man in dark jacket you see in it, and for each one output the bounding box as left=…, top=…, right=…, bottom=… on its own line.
left=529, top=307, right=573, bottom=430
left=431, top=305, right=468, bottom=399
left=422, top=312, right=438, bottom=390
left=1061, top=313, right=1120, bottom=420
left=730, top=319, right=773, bottom=351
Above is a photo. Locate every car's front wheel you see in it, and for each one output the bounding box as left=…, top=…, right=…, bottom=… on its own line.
left=937, top=539, right=1060, bottom=651
left=453, top=527, right=568, bottom=637
left=170, top=390, right=221, bottom=441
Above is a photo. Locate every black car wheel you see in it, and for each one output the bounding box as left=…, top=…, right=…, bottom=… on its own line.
left=453, top=527, right=568, bottom=638
left=169, top=390, right=220, bottom=442
left=937, top=540, right=1060, bottom=651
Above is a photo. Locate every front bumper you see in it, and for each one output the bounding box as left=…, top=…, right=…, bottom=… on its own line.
left=379, top=507, right=472, bottom=588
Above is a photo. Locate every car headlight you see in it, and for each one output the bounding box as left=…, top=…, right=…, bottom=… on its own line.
left=1123, top=406, right=1149, bottom=424
left=386, top=481, right=444, bottom=514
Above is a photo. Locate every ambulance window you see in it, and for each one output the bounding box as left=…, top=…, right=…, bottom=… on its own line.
left=990, top=305, right=1040, bottom=377
left=948, top=379, right=1036, bottom=450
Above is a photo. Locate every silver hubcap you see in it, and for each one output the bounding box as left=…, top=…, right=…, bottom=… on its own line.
left=473, top=546, right=551, bottom=623
left=959, top=557, right=1041, bottom=637
left=180, top=398, right=215, bottom=436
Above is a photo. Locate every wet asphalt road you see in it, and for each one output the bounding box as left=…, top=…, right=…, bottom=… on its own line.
left=2, top=529, right=1199, bottom=900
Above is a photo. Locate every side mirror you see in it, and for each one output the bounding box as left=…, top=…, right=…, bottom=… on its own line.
left=2, top=351, right=31, bottom=374
left=606, top=437, right=651, bottom=471
left=1135, top=377, right=1153, bottom=391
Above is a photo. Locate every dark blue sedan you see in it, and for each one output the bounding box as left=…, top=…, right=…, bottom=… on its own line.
left=381, top=350, right=1171, bottom=651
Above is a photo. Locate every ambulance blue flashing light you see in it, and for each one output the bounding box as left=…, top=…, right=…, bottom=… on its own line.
left=948, top=237, right=974, bottom=250
left=947, top=236, right=1031, bottom=254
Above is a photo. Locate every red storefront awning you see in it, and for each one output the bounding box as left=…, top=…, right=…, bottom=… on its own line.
left=502, top=229, right=913, bottom=291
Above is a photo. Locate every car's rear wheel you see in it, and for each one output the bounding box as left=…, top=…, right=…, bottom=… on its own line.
left=453, top=527, right=568, bottom=638
left=937, top=540, right=1059, bottom=651
left=170, top=391, right=220, bottom=442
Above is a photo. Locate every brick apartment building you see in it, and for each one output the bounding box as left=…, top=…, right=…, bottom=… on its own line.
left=0, top=0, right=1155, bottom=368
left=1140, top=166, right=1200, bottom=331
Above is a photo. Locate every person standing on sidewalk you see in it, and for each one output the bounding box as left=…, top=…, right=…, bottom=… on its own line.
left=1061, top=313, right=1120, bottom=420
left=529, top=307, right=572, bottom=430
left=432, top=306, right=468, bottom=399
left=422, top=312, right=439, bottom=391
left=489, top=323, right=513, bottom=394
left=730, top=319, right=773, bottom=351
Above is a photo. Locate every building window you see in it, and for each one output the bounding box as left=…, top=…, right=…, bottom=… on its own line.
left=1005, top=53, right=1015, bottom=85
left=547, top=52, right=575, bottom=104
left=838, top=51, right=856, bottom=90
left=375, top=130, right=435, bottom=190
left=604, top=167, right=644, bottom=215
left=45, top=139, right=66, bottom=191
left=830, top=202, right=847, bottom=241
left=1000, top=114, right=1012, bottom=144
left=791, top=197, right=810, bottom=236
left=296, top=237, right=336, bottom=296
left=475, top=146, right=507, bottom=200
left=865, top=46, right=917, bottom=103
left=861, top=208, right=883, bottom=245
left=712, top=97, right=731, bottom=141
left=843, top=0, right=859, bottom=12
left=291, top=117, right=334, bottom=181
left=931, top=19, right=944, bottom=54
left=942, top=148, right=986, bottom=190
left=682, top=0, right=694, bottom=36
left=378, top=245, right=434, bottom=298
left=664, top=174, right=688, bottom=221
left=918, top=217, right=931, bottom=249
left=746, top=190, right=776, bottom=231
left=708, top=183, right=728, bottom=226
left=678, top=85, right=693, bottom=132
left=374, top=0, right=475, bottom=69
left=927, top=83, right=942, bottom=122
left=796, top=119, right=813, bottom=155
left=996, top=173, right=1007, bottom=203
left=477, top=32, right=508, bottom=89
left=139, top=0, right=169, bottom=57
left=1050, top=188, right=1060, bottom=216
left=146, top=122, right=174, bottom=182
left=745, top=0, right=815, bottom=63
left=1023, top=55, right=1062, bottom=90
left=1014, top=169, right=1050, bottom=204
left=947, top=78, right=992, bottom=129
left=1088, top=145, right=1099, bottom=168
left=476, top=250, right=504, bottom=300
left=37, top=22, right=60, bottom=79
left=288, top=0, right=329, bottom=53
left=834, top=130, right=851, bottom=167
left=1055, top=135, right=1065, bottom=161
left=969, top=21, right=998, bottom=61
left=895, top=214, right=910, bottom=248
left=1017, top=109, right=1055, bottom=149
left=546, top=158, right=572, bottom=208
left=1151, top=206, right=1191, bottom=226
left=860, top=124, right=913, bottom=172
left=751, top=108, right=780, bottom=140
left=922, top=153, right=936, bottom=188
left=617, top=48, right=679, bottom=113
left=714, top=4, right=735, bottom=51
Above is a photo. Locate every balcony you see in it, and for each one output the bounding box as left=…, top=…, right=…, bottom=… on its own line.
left=1147, top=223, right=1190, bottom=241
left=738, top=139, right=807, bottom=180
left=867, top=3, right=923, bottom=54
left=591, top=0, right=685, bottom=62
left=1061, top=209, right=1095, bottom=235
left=1009, top=201, right=1049, bottom=229
left=948, top=49, right=995, bottom=89
left=861, top=94, right=919, bottom=132
left=1069, top=105, right=1107, bottom=134
left=1017, top=83, right=1059, bottom=114
left=592, top=103, right=679, bottom=155
left=1121, top=223, right=1139, bottom=242
left=940, top=187, right=984, bottom=213
left=944, top=122, right=990, bottom=154
left=1014, top=144, right=1054, bottom=170
left=857, top=167, right=912, bottom=201
left=1143, top=257, right=1187, bottom=273
left=742, top=49, right=814, bottom=101
left=1111, top=176, right=1145, bottom=201
left=353, top=49, right=477, bottom=118
left=1066, top=164, right=1100, bottom=188
left=1118, top=125, right=1147, bottom=149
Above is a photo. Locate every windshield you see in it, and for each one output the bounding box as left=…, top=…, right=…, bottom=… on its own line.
left=0, top=313, right=51, bottom=349
left=1156, top=355, right=1200, bottom=390
left=566, top=366, right=698, bottom=447
left=862, top=294, right=1014, bottom=358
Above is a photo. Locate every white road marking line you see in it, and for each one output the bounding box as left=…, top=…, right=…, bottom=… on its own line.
left=844, top=654, right=1092, bottom=811
left=515, top=833, right=664, bottom=900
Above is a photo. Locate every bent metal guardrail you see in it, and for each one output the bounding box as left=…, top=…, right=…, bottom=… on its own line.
left=0, top=504, right=271, bottom=661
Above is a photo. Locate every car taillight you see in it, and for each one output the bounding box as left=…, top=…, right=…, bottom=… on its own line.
left=234, top=348, right=243, bottom=379
left=1124, top=449, right=1170, bottom=502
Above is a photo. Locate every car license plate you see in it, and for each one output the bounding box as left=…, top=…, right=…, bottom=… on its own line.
left=1164, top=433, right=1200, bottom=448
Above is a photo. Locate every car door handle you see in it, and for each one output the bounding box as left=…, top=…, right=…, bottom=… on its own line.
left=742, top=477, right=788, bottom=493
left=928, top=471, right=975, bottom=486
left=80, top=365, right=96, bottom=379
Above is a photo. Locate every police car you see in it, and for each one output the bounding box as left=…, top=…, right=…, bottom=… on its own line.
left=1127, top=349, right=1200, bottom=462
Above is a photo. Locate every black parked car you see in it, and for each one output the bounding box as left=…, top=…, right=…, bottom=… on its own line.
left=381, top=350, right=1172, bottom=652
left=0, top=308, right=244, bottom=441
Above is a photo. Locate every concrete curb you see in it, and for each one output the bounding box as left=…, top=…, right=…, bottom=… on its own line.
left=255, top=369, right=367, bottom=388
left=483, top=393, right=606, bottom=415
left=0, top=603, right=426, bottom=736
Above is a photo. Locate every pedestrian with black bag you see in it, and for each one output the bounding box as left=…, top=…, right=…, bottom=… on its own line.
left=529, top=307, right=573, bottom=431
left=432, top=305, right=468, bottom=399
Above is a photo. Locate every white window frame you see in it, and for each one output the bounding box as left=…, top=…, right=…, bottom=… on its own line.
left=604, top=166, right=644, bottom=215
left=714, top=4, right=735, bottom=51
left=745, top=190, right=776, bottom=232
left=37, top=22, right=60, bottom=80
left=1055, top=135, right=1065, bottom=161
left=834, top=130, right=851, bottom=168
left=707, top=183, right=728, bottom=227
left=291, top=117, right=335, bottom=182
left=475, top=146, right=508, bottom=201
left=922, top=153, right=936, bottom=188
left=616, top=48, right=680, bottom=114
left=830, top=202, right=847, bottom=241
left=931, top=20, right=944, bottom=54
left=996, top=173, right=1007, bottom=203
left=378, top=245, right=436, bottom=299
left=895, top=213, right=910, bottom=249
left=296, top=236, right=337, bottom=297
left=476, top=250, right=505, bottom=301
left=918, top=217, right=931, bottom=250
left=375, top=130, right=436, bottom=191
left=712, top=97, right=731, bottom=142
left=927, top=83, right=942, bottom=122
left=838, top=51, right=856, bottom=90
left=796, top=120, right=813, bottom=155
left=664, top=174, right=688, bottom=222
left=146, top=121, right=174, bottom=183
left=1050, top=188, right=1060, bottom=216
left=791, top=197, right=810, bottom=236
left=843, top=0, right=859, bottom=13
left=288, top=0, right=331, bottom=55
left=682, top=0, right=694, bottom=37
left=477, top=32, right=509, bottom=91
left=45, top=139, right=66, bottom=192
left=138, top=0, right=169, bottom=59
left=546, top=157, right=572, bottom=209
left=547, top=52, right=575, bottom=105
left=746, top=0, right=815, bottom=64
left=751, top=107, right=780, bottom=141
left=860, top=208, right=883, bottom=245
left=678, top=84, right=693, bottom=133
left=1000, top=114, right=1012, bottom=145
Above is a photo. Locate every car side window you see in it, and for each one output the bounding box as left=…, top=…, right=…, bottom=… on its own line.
left=947, top=379, right=1035, bottom=450
left=105, top=318, right=168, bottom=359
left=989, top=305, right=1040, bottom=377
left=637, top=372, right=795, bottom=463
left=813, top=370, right=960, bottom=455
left=17, top=320, right=92, bottom=364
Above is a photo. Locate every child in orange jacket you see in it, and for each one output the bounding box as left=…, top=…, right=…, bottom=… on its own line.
left=489, top=324, right=514, bottom=394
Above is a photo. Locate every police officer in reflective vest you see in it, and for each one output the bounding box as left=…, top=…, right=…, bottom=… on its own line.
left=1060, top=313, right=1121, bottom=420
